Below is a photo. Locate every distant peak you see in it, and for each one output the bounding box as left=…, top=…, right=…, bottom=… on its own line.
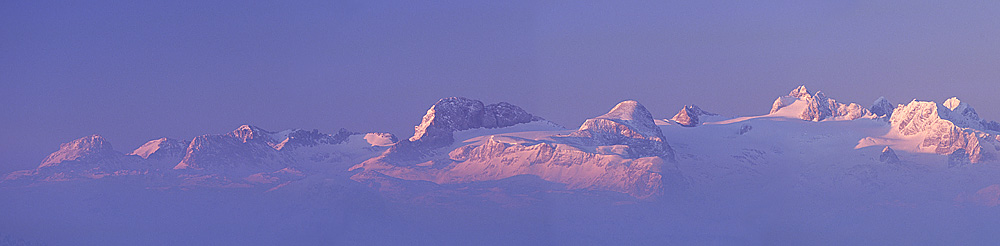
left=770, top=86, right=873, bottom=121
left=671, top=104, right=718, bottom=127
left=436, top=96, right=480, bottom=105
left=943, top=97, right=963, bottom=111
left=235, top=124, right=265, bottom=132
left=681, top=104, right=713, bottom=114
left=68, top=134, right=113, bottom=150
left=39, top=134, right=119, bottom=168
left=229, top=124, right=275, bottom=143
left=599, top=100, right=654, bottom=122
left=873, top=96, right=890, bottom=105
left=871, top=96, right=895, bottom=117
left=789, top=85, right=811, bottom=98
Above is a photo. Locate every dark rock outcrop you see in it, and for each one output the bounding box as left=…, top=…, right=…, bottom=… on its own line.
left=871, top=97, right=895, bottom=118
left=671, top=105, right=718, bottom=127
left=409, top=97, right=538, bottom=149
left=274, top=128, right=354, bottom=151
left=879, top=146, right=900, bottom=164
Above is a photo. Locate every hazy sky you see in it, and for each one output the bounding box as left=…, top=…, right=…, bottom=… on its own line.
left=2, top=0, right=999, bottom=172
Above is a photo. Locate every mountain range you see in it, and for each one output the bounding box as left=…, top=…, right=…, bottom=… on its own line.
left=10, top=85, right=1000, bottom=245
left=6, top=85, right=1000, bottom=201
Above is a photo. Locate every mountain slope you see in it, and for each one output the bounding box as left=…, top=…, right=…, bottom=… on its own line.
left=354, top=100, right=681, bottom=198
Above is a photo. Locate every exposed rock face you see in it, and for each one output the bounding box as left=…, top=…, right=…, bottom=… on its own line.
left=891, top=100, right=943, bottom=136
left=572, top=100, right=675, bottom=159
left=129, top=137, right=190, bottom=169
left=3, top=135, right=147, bottom=183
left=274, top=128, right=353, bottom=151
left=890, top=99, right=1000, bottom=163
left=434, top=100, right=680, bottom=198
left=788, top=85, right=811, bottom=97
left=949, top=149, right=971, bottom=167
left=229, top=125, right=282, bottom=146
left=365, top=97, right=542, bottom=167
left=939, top=97, right=1000, bottom=131
left=175, top=125, right=289, bottom=172
left=879, top=146, right=900, bottom=164
left=800, top=91, right=836, bottom=121
left=409, top=97, right=538, bottom=149
left=410, top=97, right=486, bottom=147
left=352, top=99, right=682, bottom=199
left=482, top=102, right=536, bottom=129
left=739, top=124, right=753, bottom=135
left=38, top=134, right=123, bottom=168
left=834, top=101, right=873, bottom=121
left=131, top=138, right=189, bottom=160
left=871, top=97, right=895, bottom=118
left=38, top=134, right=144, bottom=171
left=671, top=105, right=718, bottom=127
left=443, top=137, right=677, bottom=199
left=770, top=85, right=874, bottom=121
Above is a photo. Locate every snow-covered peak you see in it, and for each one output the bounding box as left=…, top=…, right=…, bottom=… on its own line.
left=575, top=100, right=673, bottom=158
left=769, top=86, right=873, bottom=121
left=174, top=133, right=288, bottom=171
left=228, top=124, right=278, bottom=144
left=943, top=97, right=965, bottom=111
left=886, top=99, right=1000, bottom=163
left=890, top=100, right=943, bottom=136
left=130, top=137, right=189, bottom=159
left=66, top=134, right=113, bottom=151
left=38, top=134, right=122, bottom=168
left=670, top=105, right=718, bottom=127
left=871, top=97, right=895, bottom=118
left=891, top=98, right=993, bottom=133
left=599, top=100, right=654, bottom=122
left=789, top=85, right=811, bottom=98
left=582, top=100, right=658, bottom=136
left=938, top=97, right=985, bottom=129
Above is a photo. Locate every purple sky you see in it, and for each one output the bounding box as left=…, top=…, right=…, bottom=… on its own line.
left=2, top=1, right=999, bottom=173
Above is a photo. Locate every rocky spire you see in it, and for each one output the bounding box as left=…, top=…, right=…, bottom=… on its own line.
left=789, top=85, right=811, bottom=98
left=879, top=146, right=900, bottom=164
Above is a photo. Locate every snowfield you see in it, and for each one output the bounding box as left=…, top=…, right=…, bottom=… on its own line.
left=5, top=88, right=1000, bottom=245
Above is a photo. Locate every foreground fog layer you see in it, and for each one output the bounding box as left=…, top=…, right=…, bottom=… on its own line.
left=5, top=86, right=1000, bottom=245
